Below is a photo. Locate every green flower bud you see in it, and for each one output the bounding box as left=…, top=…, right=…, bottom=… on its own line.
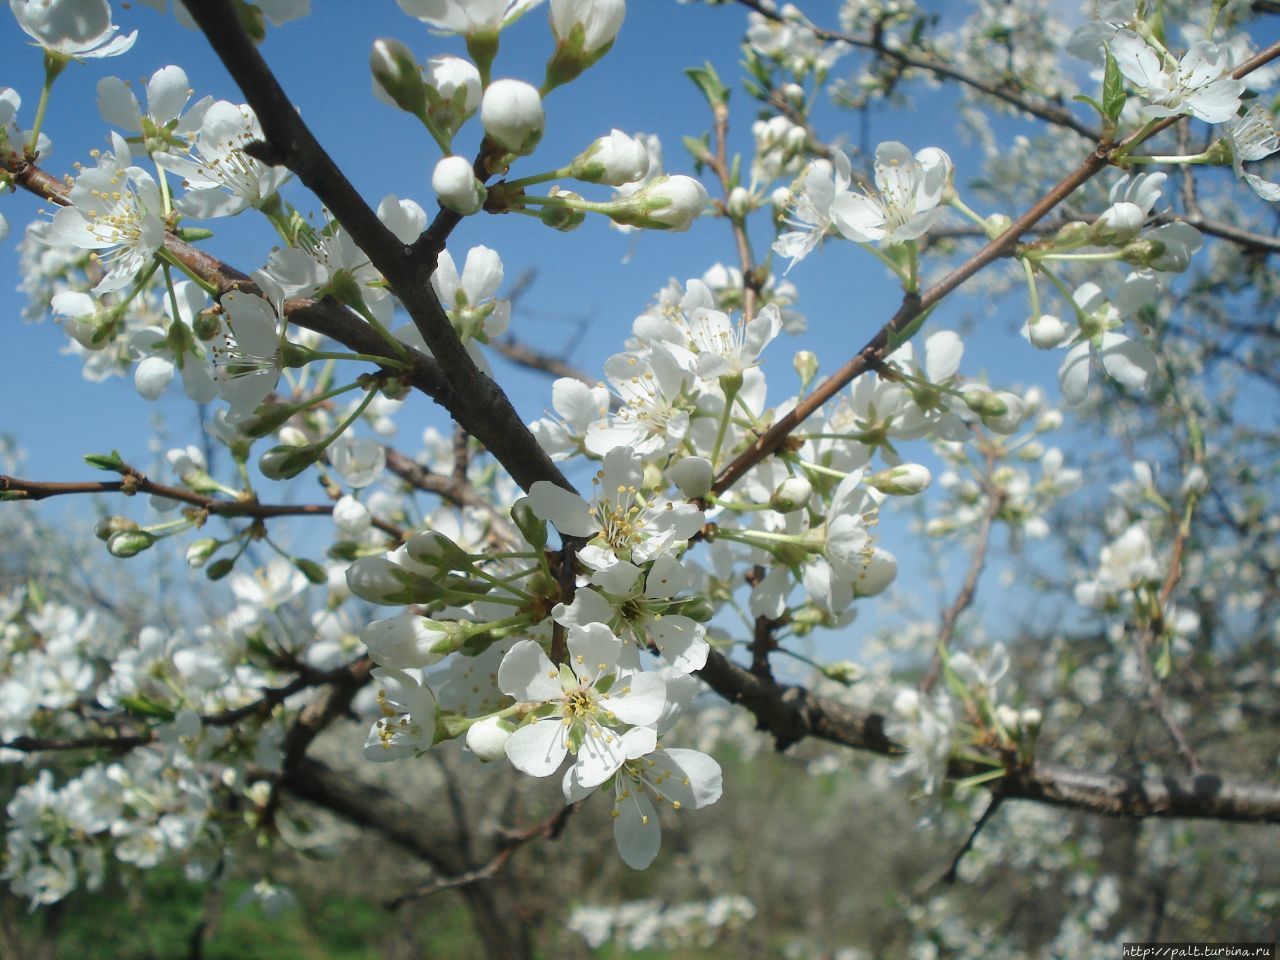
left=95, top=516, right=138, bottom=541
left=511, top=497, right=548, bottom=550
left=295, top=558, right=328, bottom=585
left=206, top=557, right=235, bottom=581
left=259, top=443, right=323, bottom=481
left=108, top=529, right=157, bottom=558
left=186, top=538, right=219, bottom=568
left=371, top=37, right=427, bottom=118
left=821, top=660, right=866, bottom=685
left=770, top=476, right=812, bottom=512
left=793, top=350, right=819, bottom=391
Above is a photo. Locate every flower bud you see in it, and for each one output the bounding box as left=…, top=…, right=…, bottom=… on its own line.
left=793, top=350, right=818, bottom=390
left=770, top=476, right=812, bottom=512
left=404, top=529, right=472, bottom=571
left=193, top=308, right=221, bottom=341
left=206, top=558, right=235, bottom=581
left=1051, top=220, right=1091, bottom=249
left=981, top=392, right=1026, bottom=435
left=236, top=402, right=297, bottom=439
left=674, top=595, right=716, bottom=622
left=259, top=443, right=324, bottom=481
left=186, top=538, right=219, bottom=568
left=345, top=556, right=440, bottom=605
left=108, top=529, right=157, bottom=558
left=545, top=0, right=625, bottom=89
left=432, top=155, right=487, bottom=215
left=295, top=558, right=328, bottom=585
left=481, top=79, right=544, bottom=155
left=1091, top=201, right=1144, bottom=244
left=821, top=660, right=866, bottom=685
left=465, top=716, right=514, bottom=761
left=371, top=37, right=427, bottom=117
left=571, top=129, right=650, bottom=185
left=1020, top=707, right=1042, bottom=732
left=996, top=703, right=1020, bottom=733
left=867, top=464, right=931, bottom=496
left=332, top=495, right=372, bottom=536
left=424, top=55, right=481, bottom=136
left=511, top=497, right=548, bottom=549
left=985, top=213, right=1012, bottom=235
left=638, top=175, right=708, bottom=231
left=668, top=457, right=714, bottom=499
left=95, top=516, right=138, bottom=541
left=1036, top=409, right=1063, bottom=432
left=1027, top=313, right=1069, bottom=350
left=726, top=185, right=752, bottom=219
left=538, top=186, right=587, bottom=231
left=362, top=613, right=461, bottom=669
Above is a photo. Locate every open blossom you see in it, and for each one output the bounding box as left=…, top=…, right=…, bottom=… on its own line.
left=1058, top=273, right=1159, bottom=405
left=773, top=151, right=853, bottom=269
left=363, top=667, right=438, bottom=761
left=210, top=290, right=285, bottom=421
left=497, top=626, right=666, bottom=787
left=396, top=0, right=543, bottom=35
left=527, top=446, right=703, bottom=574
left=11, top=0, right=137, bottom=59
left=584, top=346, right=690, bottom=457
left=565, top=737, right=722, bottom=869
left=156, top=101, right=292, bottom=218
left=43, top=135, right=165, bottom=294
left=830, top=141, right=952, bottom=245
left=1223, top=105, right=1280, bottom=202
left=96, top=66, right=212, bottom=154
left=1108, top=31, right=1244, bottom=124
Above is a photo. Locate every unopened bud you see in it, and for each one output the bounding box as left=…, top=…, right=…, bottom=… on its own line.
left=371, top=37, right=427, bottom=118
left=186, top=538, right=219, bottom=568
left=1020, top=707, right=1042, bottom=732
left=726, top=185, right=752, bottom=219
left=981, top=392, right=1026, bottom=435
left=1051, top=220, right=1091, bottom=249
left=206, top=557, right=235, bottom=581
left=295, top=558, right=328, bottom=585
left=1091, top=201, right=1144, bottom=245
left=770, top=476, right=812, bottom=512
left=996, top=703, right=1020, bottom=733
left=193, top=308, right=221, bottom=341
left=986, top=213, right=1012, bottom=235
left=867, top=464, right=931, bottom=496
left=481, top=79, right=544, bottom=155
left=465, top=716, right=514, bottom=761
left=793, top=350, right=818, bottom=391
left=821, top=660, right=866, bottom=685
left=362, top=613, right=461, bottom=669
left=108, top=529, right=157, bottom=558
left=511, top=497, right=548, bottom=549
left=1027, top=313, right=1069, bottom=350
left=95, top=516, right=138, bottom=541
left=570, top=129, right=650, bottom=185
left=258, top=443, right=323, bottom=481
left=668, top=457, right=714, bottom=499
left=237, top=403, right=297, bottom=439
left=432, top=155, right=487, bottom=215
left=538, top=186, right=587, bottom=231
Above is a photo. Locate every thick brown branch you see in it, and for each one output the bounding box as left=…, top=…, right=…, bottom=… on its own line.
left=182, top=0, right=572, bottom=496
left=695, top=649, right=1280, bottom=823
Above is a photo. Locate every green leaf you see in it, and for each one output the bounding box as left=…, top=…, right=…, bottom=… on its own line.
left=84, top=451, right=127, bottom=473
left=685, top=62, right=729, bottom=109
left=1072, top=93, right=1107, bottom=119
left=119, top=695, right=176, bottom=722
left=1102, top=47, right=1125, bottom=122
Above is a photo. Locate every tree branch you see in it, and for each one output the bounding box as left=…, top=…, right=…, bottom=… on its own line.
left=181, top=0, right=572, bottom=496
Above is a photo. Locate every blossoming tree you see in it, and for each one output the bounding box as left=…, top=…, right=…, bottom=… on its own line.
left=2, top=0, right=1279, bottom=955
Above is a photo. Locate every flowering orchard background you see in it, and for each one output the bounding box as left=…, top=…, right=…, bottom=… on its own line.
left=1, top=0, right=1279, bottom=957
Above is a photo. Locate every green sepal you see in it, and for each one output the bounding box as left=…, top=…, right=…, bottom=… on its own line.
left=1102, top=47, right=1126, bottom=122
